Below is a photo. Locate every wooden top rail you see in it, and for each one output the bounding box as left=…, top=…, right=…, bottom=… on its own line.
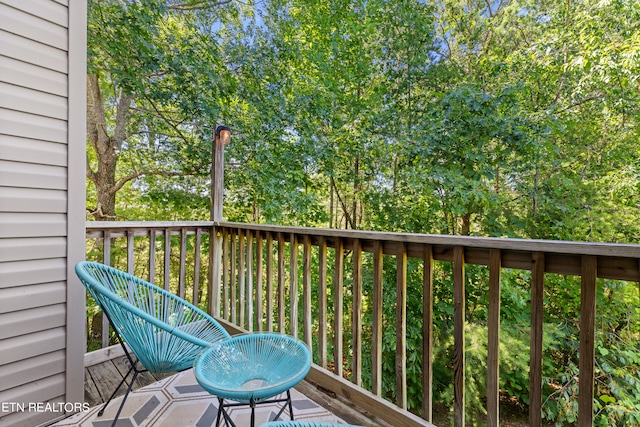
left=87, top=221, right=640, bottom=281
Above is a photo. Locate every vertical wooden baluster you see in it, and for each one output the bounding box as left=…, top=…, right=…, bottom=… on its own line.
left=164, top=229, right=171, bottom=291
left=487, top=249, right=502, bottom=427
left=193, top=229, right=202, bottom=306
left=352, top=238, right=363, bottom=386
left=318, top=237, right=328, bottom=368
left=302, top=235, right=312, bottom=350
left=422, top=244, right=434, bottom=421
left=579, top=255, right=597, bottom=427
left=238, top=230, right=245, bottom=329
left=222, top=229, right=229, bottom=320
left=246, top=230, right=254, bottom=332
left=102, top=231, right=111, bottom=348
left=179, top=228, right=187, bottom=299
left=266, top=233, right=274, bottom=332
left=334, top=238, right=344, bottom=377
left=127, top=230, right=134, bottom=275
left=530, top=252, right=545, bottom=427
left=230, top=230, right=237, bottom=324
left=453, top=246, right=465, bottom=427
left=255, top=232, right=263, bottom=331
left=149, top=230, right=156, bottom=284
left=290, top=233, right=299, bottom=338
left=372, top=240, right=383, bottom=396
left=278, top=233, right=286, bottom=333
left=396, top=242, right=407, bottom=409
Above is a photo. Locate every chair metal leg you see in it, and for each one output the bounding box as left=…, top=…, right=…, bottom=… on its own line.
left=95, top=311, right=147, bottom=427
left=287, top=390, right=294, bottom=420
left=215, top=391, right=294, bottom=427
left=250, top=398, right=256, bottom=427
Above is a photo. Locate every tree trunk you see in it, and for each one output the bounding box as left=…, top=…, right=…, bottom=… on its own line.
left=460, top=212, right=471, bottom=236
left=86, top=73, right=133, bottom=221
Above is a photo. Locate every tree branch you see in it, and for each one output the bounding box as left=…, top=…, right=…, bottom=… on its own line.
left=168, top=0, right=235, bottom=11
left=557, top=92, right=605, bottom=113
left=110, top=169, right=187, bottom=195
left=142, top=94, right=193, bottom=145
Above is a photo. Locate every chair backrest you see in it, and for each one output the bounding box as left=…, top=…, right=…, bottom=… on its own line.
left=76, top=261, right=230, bottom=373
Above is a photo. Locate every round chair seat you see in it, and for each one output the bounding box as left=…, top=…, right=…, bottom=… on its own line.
left=194, top=333, right=311, bottom=403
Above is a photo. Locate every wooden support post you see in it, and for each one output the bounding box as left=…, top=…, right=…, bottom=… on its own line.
left=334, top=238, right=344, bottom=377
left=278, top=233, right=286, bottom=332
left=179, top=228, right=187, bottom=299
left=396, top=243, right=408, bottom=410
left=453, top=246, right=465, bottom=427
left=102, top=231, right=111, bottom=348
left=302, top=235, right=312, bottom=349
left=256, top=232, right=263, bottom=331
left=238, top=229, right=245, bottom=328
left=290, top=233, right=299, bottom=338
left=422, top=245, right=434, bottom=421
left=530, top=252, right=545, bottom=426
left=266, top=233, right=274, bottom=332
left=579, top=255, right=597, bottom=427
left=352, top=238, right=363, bottom=386
left=209, top=125, right=230, bottom=317
left=487, top=249, right=502, bottom=427
left=193, top=229, right=202, bottom=305
left=318, top=237, right=328, bottom=369
left=372, top=240, right=383, bottom=396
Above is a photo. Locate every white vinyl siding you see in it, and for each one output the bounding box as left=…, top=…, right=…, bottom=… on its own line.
left=0, top=0, right=86, bottom=425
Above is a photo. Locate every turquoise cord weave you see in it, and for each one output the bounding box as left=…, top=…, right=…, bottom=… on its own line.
left=76, top=261, right=231, bottom=373
left=194, top=333, right=311, bottom=402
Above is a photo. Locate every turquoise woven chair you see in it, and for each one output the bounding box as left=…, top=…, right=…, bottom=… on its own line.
left=76, top=261, right=231, bottom=427
left=194, top=333, right=312, bottom=427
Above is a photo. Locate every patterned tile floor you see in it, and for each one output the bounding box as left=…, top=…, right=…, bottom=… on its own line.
left=53, top=370, right=346, bottom=427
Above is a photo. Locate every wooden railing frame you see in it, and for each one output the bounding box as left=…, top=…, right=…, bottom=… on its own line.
left=85, top=221, right=640, bottom=427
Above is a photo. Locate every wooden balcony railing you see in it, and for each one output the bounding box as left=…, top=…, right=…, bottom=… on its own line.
left=85, top=221, right=640, bottom=427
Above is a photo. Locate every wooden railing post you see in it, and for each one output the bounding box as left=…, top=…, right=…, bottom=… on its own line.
left=302, top=235, right=312, bottom=348
left=333, top=238, right=345, bottom=377
left=148, top=229, right=157, bottom=284
left=238, top=229, right=245, bottom=328
left=530, top=252, right=545, bottom=426
left=579, top=256, right=597, bottom=427
left=101, top=231, right=111, bottom=348
left=318, top=237, right=328, bottom=368
left=352, top=238, right=363, bottom=386
left=209, top=225, right=222, bottom=317
left=422, top=245, right=434, bottom=421
left=277, top=233, right=286, bottom=332
left=266, top=232, right=274, bottom=332
left=255, top=231, right=263, bottom=331
left=290, top=233, right=299, bottom=338
left=487, top=249, right=502, bottom=427
left=453, top=246, right=466, bottom=427
left=178, top=228, right=187, bottom=299
left=372, top=240, right=384, bottom=396
left=163, top=229, right=171, bottom=291
left=396, top=242, right=408, bottom=410
left=193, top=228, right=202, bottom=305
left=246, top=230, right=254, bottom=331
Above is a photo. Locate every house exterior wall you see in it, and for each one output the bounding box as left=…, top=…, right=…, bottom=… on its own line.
left=0, top=0, right=86, bottom=425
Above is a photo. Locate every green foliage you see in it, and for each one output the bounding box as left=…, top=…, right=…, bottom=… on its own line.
left=89, top=0, right=640, bottom=424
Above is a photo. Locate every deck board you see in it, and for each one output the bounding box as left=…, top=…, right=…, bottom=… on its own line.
left=84, top=355, right=169, bottom=407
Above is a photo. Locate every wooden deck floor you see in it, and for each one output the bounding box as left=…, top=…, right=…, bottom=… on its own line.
left=83, top=346, right=389, bottom=426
